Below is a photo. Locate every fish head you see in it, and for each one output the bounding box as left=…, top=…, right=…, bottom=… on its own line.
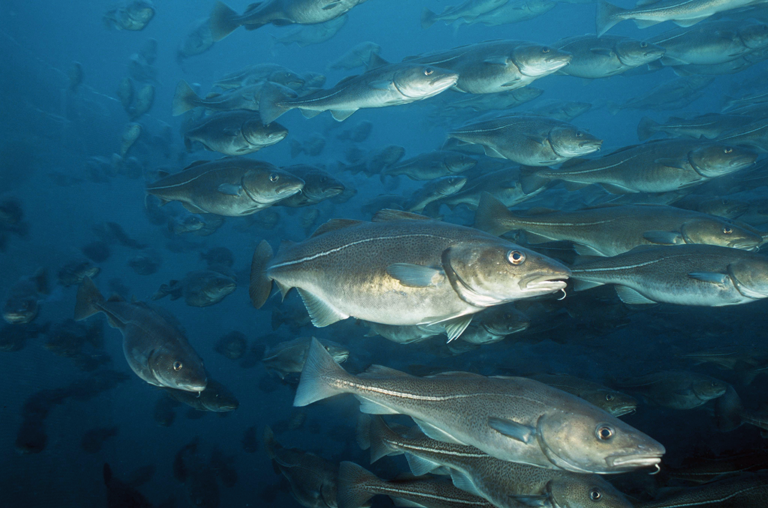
left=547, top=475, right=633, bottom=508
left=549, top=126, right=603, bottom=158
left=243, top=119, right=288, bottom=146
left=615, top=40, right=665, bottom=67
left=481, top=307, right=530, bottom=336
left=393, top=65, right=459, bottom=100
left=728, top=258, right=768, bottom=300
left=304, top=172, right=346, bottom=201
left=537, top=406, right=665, bottom=473
left=202, top=274, right=237, bottom=302
left=513, top=44, right=572, bottom=77
left=148, top=346, right=208, bottom=393
left=435, top=176, right=467, bottom=195
left=301, top=72, right=327, bottom=89
left=442, top=240, right=570, bottom=307
left=690, top=376, right=728, bottom=401
left=740, top=22, right=768, bottom=50
left=445, top=153, right=477, bottom=173
left=584, top=390, right=638, bottom=417
left=323, top=341, right=350, bottom=364
left=681, top=219, right=762, bottom=251
left=269, top=70, right=305, bottom=90
left=3, top=293, right=39, bottom=325
left=242, top=169, right=305, bottom=205
left=689, top=144, right=758, bottom=178
left=201, top=384, right=240, bottom=412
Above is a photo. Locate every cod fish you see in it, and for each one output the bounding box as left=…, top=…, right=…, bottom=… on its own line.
left=172, top=80, right=263, bottom=116
left=570, top=244, right=768, bottom=306
left=146, top=158, right=304, bottom=217
left=259, top=61, right=458, bottom=123
left=213, top=63, right=306, bottom=91
left=250, top=210, right=570, bottom=341
left=556, top=35, right=665, bottom=79
left=338, top=461, right=493, bottom=508
left=407, top=40, right=572, bottom=94
left=209, top=0, right=369, bottom=41
left=183, top=111, right=288, bottom=156
left=328, top=41, right=381, bottom=70
left=276, top=165, right=345, bottom=207
left=475, top=193, right=764, bottom=256
left=362, top=416, right=634, bottom=508
left=421, top=0, right=509, bottom=29
left=296, top=338, right=665, bottom=473
left=103, top=0, right=155, bottom=31
left=615, top=370, right=727, bottom=410
left=531, top=373, right=638, bottom=416
left=521, top=139, right=757, bottom=194
left=163, top=378, right=239, bottom=412
left=637, top=113, right=749, bottom=141
left=271, top=14, right=347, bottom=48
left=456, top=303, right=530, bottom=346
left=449, top=115, right=602, bottom=167
left=596, top=0, right=760, bottom=36
left=151, top=269, right=237, bottom=307
left=3, top=268, right=48, bottom=325
left=74, top=277, right=208, bottom=392
left=405, top=176, right=468, bottom=212
left=262, top=337, right=349, bottom=379
left=382, top=151, right=477, bottom=181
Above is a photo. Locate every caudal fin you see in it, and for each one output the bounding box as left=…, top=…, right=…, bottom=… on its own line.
left=714, top=384, right=744, bottom=432
left=519, top=166, right=550, bottom=194
left=636, top=117, right=659, bottom=141
left=368, top=416, right=401, bottom=463
left=209, top=1, right=241, bottom=42
left=421, top=9, right=437, bottom=29
left=337, top=462, right=382, bottom=508
left=259, top=82, right=295, bottom=125
left=249, top=240, right=274, bottom=309
left=293, top=338, right=351, bottom=407
left=172, top=80, right=201, bottom=116
left=75, top=276, right=105, bottom=321
left=596, top=0, right=625, bottom=37
left=474, top=192, right=514, bottom=236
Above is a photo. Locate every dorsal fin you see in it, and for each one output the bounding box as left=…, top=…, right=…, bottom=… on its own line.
left=334, top=74, right=360, bottom=87
left=373, top=209, right=432, bottom=222
left=183, top=160, right=210, bottom=171
left=367, top=53, right=390, bottom=70
left=310, top=219, right=363, bottom=238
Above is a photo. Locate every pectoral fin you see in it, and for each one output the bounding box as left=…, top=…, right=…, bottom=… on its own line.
left=386, top=264, right=445, bottom=287
left=331, top=109, right=356, bottom=121
left=643, top=230, right=684, bottom=245
left=615, top=286, right=657, bottom=305
left=442, top=314, right=472, bottom=343
left=296, top=288, right=348, bottom=327
left=688, top=272, right=730, bottom=286
left=368, top=80, right=394, bottom=90
left=488, top=417, right=536, bottom=444
left=509, top=495, right=550, bottom=507
left=217, top=183, right=242, bottom=196
left=483, top=56, right=509, bottom=65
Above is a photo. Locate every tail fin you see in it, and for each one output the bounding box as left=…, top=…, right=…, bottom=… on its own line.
left=637, top=117, right=659, bottom=142
left=249, top=240, right=274, bottom=309
left=474, top=192, right=513, bottom=236
left=714, top=384, right=744, bottom=432
left=75, top=277, right=105, bottom=321
left=293, top=337, right=351, bottom=407
left=172, top=80, right=201, bottom=116
left=337, top=461, right=381, bottom=508
left=420, top=9, right=437, bottom=29
left=209, top=1, right=241, bottom=42
left=368, top=416, right=402, bottom=463
left=259, top=82, right=295, bottom=125
left=519, top=166, right=550, bottom=194
left=596, top=0, right=625, bottom=36
left=263, top=425, right=278, bottom=460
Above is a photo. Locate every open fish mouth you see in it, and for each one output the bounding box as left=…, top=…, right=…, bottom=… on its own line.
left=522, top=274, right=569, bottom=292
left=607, top=454, right=663, bottom=469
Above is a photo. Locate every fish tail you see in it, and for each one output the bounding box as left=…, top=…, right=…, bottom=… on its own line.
left=337, top=462, right=381, bottom=508
left=368, top=416, right=401, bottom=463
left=519, top=165, right=550, bottom=194
left=171, top=80, right=201, bottom=117
left=263, top=426, right=278, bottom=460
left=596, top=0, right=625, bottom=37
left=259, top=82, right=294, bottom=125
left=293, top=338, right=351, bottom=407
left=714, top=385, right=744, bottom=432
left=474, top=192, right=514, bottom=236
left=420, top=8, right=437, bottom=29
left=249, top=240, right=274, bottom=309
left=75, top=276, right=105, bottom=321
left=209, top=1, right=241, bottom=42
left=636, top=116, right=659, bottom=142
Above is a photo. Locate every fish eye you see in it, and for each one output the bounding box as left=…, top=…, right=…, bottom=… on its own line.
left=542, top=48, right=551, bottom=54
left=640, top=42, right=647, bottom=48
left=589, top=488, right=603, bottom=501
left=424, top=68, right=434, bottom=76
left=576, top=132, right=583, bottom=137
left=596, top=425, right=614, bottom=440
left=605, top=394, right=614, bottom=401
left=723, top=226, right=733, bottom=234
left=173, top=361, right=183, bottom=371
left=269, top=173, right=280, bottom=182
left=724, top=147, right=733, bottom=154
left=507, top=250, right=525, bottom=265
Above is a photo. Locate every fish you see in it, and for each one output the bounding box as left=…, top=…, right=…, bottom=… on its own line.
left=259, top=61, right=458, bottom=123
left=363, top=322, right=445, bottom=345
left=637, top=113, right=750, bottom=141
left=119, top=123, right=141, bottom=157
left=405, top=176, right=468, bottom=212
left=340, top=145, right=405, bottom=177
left=183, top=111, right=287, bottom=156
left=527, top=100, right=593, bottom=122
left=172, top=80, right=263, bottom=116
left=209, top=0, right=369, bottom=41
left=426, top=167, right=539, bottom=213
left=361, top=416, right=634, bottom=508
left=276, top=165, right=345, bottom=207
left=213, top=63, right=306, bottom=91
left=328, top=41, right=382, bottom=70
left=103, top=0, right=155, bottom=31
left=570, top=244, right=768, bottom=306
left=262, top=336, right=349, bottom=379
left=249, top=210, right=570, bottom=340
left=163, top=378, right=239, bottom=412
left=146, top=158, right=304, bottom=217
left=151, top=269, right=237, bottom=307
left=636, top=471, right=768, bottom=507
left=456, top=303, right=530, bottom=345
left=458, top=0, right=559, bottom=27
left=556, top=35, right=666, bottom=79
left=57, top=260, right=100, bottom=287
left=715, top=384, right=768, bottom=433
left=716, top=117, right=768, bottom=152
left=615, top=370, right=727, bottom=409
left=129, top=84, right=154, bottom=120
left=475, top=193, right=764, bottom=256
left=596, top=0, right=760, bottom=36
left=295, top=339, right=665, bottom=473
left=271, top=14, right=347, bottom=48
left=382, top=151, right=477, bottom=181
left=407, top=40, right=572, bottom=94
left=3, top=268, right=48, bottom=324
left=338, top=461, right=494, bottom=508
left=520, top=139, right=758, bottom=194
left=531, top=373, right=638, bottom=416
left=421, top=0, right=510, bottom=29
left=449, top=115, right=602, bottom=167
left=214, top=331, right=248, bottom=360
left=290, top=134, right=325, bottom=158
left=74, top=277, right=208, bottom=392
left=127, top=251, right=161, bottom=276
left=117, top=78, right=134, bottom=112
left=177, top=18, right=215, bottom=64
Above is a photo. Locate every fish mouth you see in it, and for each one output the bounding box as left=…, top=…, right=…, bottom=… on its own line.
left=579, top=140, right=603, bottom=151
left=430, top=74, right=460, bottom=90
left=521, top=274, right=569, bottom=292
left=176, top=381, right=208, bottom=393
left=607, top=454, right=663, bottom=469
left=612, top=406, right=637, bottom=417
left=729, top=238, right=761, bottom=250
